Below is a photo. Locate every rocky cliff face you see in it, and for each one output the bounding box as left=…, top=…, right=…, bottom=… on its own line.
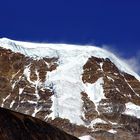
left=0, top=38, right=140, bottom=140
left=0, top=107, right=79, bottom=140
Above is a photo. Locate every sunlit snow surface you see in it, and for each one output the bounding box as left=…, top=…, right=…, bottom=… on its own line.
left=90, top=118, right=107, bottom=126
left=84, top=78, right=105, bottom=114
left=79, top=135, right=95, bottom=140
left=1, top=38, right=140, bottom=124
left=124, top=102, right=140, bottom=118
left=0, top=38, right=139, bottom=80
left=108, top=129, right=117, bottom=134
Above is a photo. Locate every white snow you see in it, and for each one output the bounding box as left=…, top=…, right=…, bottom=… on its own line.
left=27, top=100, right=37, bottom=104
left=0, top=37, right=139, bottom=81
left=19, top=88, right=24, bottom=95
left=32, top=106, right=42, bottom=117
left=46, top=49, right=88, bottom=125
left=10, top=100, right=15, bottom=108
left=23, top=66, right=40, bottom=99
left=108, top=121, right=118, bottom=125
left=100, top=62, right=103, bottom=71
left=84, top=78, right=105, bottom=114
left=23, top=65, right=32, bottom=83
left=107, top=76, right=114, bottom=82
left=123, top=76, right=140, bottom=97
left=34, top=69, right=41, bottom=100
left=21, top=100, right=37, bottom=104
left=90, top=118, right=107, bottom=127
left=124, top=102, right=140, bottom=118
left=1, top=94, right=11, bottom=107
left=116, top=87, right=120, bottom=92
left=108, top=129, right=117, bottom=134
left=11, top=82, right=16, bottom=90
left=79, top=135, right=95, bottom=140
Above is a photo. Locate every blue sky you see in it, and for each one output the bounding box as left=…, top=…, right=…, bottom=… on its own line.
left=0, top=0, right=140, bottom=72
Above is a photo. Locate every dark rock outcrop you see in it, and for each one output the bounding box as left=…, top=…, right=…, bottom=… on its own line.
left=0, top=107, right=79, bottom=140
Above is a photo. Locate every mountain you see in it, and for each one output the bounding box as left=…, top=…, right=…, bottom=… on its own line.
left=0, top=38, right=140, bottom=140
left=0, top=107, right=79, bottom=140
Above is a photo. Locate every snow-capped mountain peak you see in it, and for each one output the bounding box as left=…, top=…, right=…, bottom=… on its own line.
left=0, top=37, right=139, bottom=80
left=0, top=38, right=140, bottom=139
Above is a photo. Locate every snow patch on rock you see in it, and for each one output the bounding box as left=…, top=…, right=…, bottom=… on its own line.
left=79, top=135, right=95, bottom=140
left=124, top=102, right=140, bottom=118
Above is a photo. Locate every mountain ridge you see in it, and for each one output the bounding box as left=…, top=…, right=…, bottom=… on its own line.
left=0, top=37, right=139, bottom=80
left=0, top=106, right=79, bottom=140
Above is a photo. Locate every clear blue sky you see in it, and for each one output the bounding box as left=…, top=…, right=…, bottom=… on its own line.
left=0, top=0, right=140, bottom=58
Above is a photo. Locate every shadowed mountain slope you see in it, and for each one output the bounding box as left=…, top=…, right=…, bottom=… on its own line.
left=0, top=107, right=79, bottom=140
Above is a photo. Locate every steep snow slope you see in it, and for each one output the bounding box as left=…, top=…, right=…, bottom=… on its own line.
left=0, top=38, right=139, bottom=81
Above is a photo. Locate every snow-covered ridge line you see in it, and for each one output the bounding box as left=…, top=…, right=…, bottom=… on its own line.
left=0, top=37, right=140, bottom=81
